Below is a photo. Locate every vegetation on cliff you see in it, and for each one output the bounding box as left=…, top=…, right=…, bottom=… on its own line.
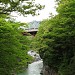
left=0, top=18, right=33, bottom=75
left=0, top=0, right=44, bottom=74
left=33, top=0, right=75, bottom=75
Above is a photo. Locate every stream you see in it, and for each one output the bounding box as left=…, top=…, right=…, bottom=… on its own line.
left=18, top=50, right=43, bottom=75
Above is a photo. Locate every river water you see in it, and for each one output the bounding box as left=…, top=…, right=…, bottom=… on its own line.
left=18, top=51, right=43, bottom=75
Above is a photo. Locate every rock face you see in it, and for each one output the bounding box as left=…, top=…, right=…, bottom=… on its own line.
left=28, top=50, right=41, bottom=61
left=28, top=50, right=58, bottom=75
left=41, top=65, right=58, bottom=75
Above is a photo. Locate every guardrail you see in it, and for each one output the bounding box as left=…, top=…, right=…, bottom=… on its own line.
left=25, top=28, right=38, bottom=32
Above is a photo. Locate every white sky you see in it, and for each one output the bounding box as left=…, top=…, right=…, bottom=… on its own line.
left=11, top=0, right=57, bottom=23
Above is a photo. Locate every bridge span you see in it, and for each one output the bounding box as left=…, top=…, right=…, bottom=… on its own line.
left=22, top=21, right=40, bottom=36
left=23, top=28, right=38, bottom=36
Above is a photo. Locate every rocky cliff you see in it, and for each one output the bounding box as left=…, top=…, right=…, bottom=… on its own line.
left=41, top=64, right=58, bottom=75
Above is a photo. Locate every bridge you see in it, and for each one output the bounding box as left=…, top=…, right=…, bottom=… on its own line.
left=23, top=28, right=38, bottom=36
left=22, top=21, right=40, bottom=36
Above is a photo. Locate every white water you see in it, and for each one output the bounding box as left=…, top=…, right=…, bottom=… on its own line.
left=18, top=51, right=43, bottom=75
left=28, top=60, right=43, bottom=75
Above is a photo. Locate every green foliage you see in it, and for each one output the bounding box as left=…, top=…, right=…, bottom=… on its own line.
left=0, top=18, right=32, bottom=75
left=0, top=0, right=44, bottom=75
left=0, top=0, right=44, bottom=16
left=57, top=0, right=75, bottom=17
left=59, top=56, right=75, bottom=75
left=33, top=0, right=75, bottom=75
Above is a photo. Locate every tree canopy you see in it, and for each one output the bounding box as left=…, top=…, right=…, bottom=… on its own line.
left=0, top=0, right=44, bottom=16
left=32, top=0, right=75, bottom=75
left=0, top=0, right=42, bottom=74
left=0, top=18, right=33, bottom=75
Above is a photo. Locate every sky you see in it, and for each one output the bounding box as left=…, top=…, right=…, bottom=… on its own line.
left=11, top=0, right=57, bottom=23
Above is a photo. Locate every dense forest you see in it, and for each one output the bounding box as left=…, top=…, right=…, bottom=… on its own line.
left=0, top=0, right=75, bottom=75
left=0, top=18, right=33, bottom=74
left=0, top=0, right=43, bottom=75
left=32, top=0, right=75, bottom=75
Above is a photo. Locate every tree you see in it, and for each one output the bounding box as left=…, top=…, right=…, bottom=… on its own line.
left=0, top=18, right=33, bottom=75
left=0, top=0, right=44, bottom=74
left=33, top=0, right=75, bottom=75
left=0, top=0, right=44, bottom=16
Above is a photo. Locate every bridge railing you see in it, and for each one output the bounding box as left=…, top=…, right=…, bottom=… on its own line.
left=25, top=28, right=38, bottom=32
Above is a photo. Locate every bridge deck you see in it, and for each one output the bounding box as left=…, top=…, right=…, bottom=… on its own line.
left=25, top=28, right=38, bottom=32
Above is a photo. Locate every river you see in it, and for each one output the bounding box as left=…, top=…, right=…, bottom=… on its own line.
left=18, top=50, right=43, bottom=75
